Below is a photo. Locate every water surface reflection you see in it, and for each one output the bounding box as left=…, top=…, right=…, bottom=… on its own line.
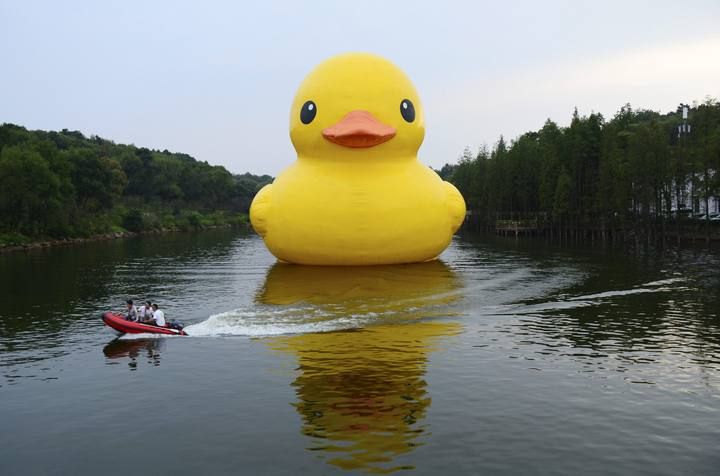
left=450, top=240, right=720, bottom=392
left=261, top=261, right=461, bottom=473
left=103, top=338, right=164, bottom=369
left=3, top=232, right=720, bottom=475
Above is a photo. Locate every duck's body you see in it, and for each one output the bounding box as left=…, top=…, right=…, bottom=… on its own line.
left=250, top=53, right=465, bottom=265
left=253, top=158, right=464, bottom=265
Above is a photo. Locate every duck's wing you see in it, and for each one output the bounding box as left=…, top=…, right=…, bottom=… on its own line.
left=444, top=181, right=466, bottom=233
left=250, top=184, right=273, bottom=237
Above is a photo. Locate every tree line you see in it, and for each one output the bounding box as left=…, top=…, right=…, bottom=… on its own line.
left=442, top=99, right=720, bottom=241
left=0, top=123, right=272, bottom=242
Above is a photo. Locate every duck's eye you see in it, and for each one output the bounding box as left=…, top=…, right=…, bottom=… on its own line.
left=300, top=101, right=317, bottom=124
left=400, top=99, right=415, bottom=123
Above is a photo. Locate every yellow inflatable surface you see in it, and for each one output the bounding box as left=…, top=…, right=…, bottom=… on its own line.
left=250, top=53, right=466, bottom=265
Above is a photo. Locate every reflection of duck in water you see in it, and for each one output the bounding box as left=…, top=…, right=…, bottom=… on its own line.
left=259, top=260, right=460, bottom=313
left=103, top=339, right=164, bottom=369
left=261, top=262, right=462, bottom=473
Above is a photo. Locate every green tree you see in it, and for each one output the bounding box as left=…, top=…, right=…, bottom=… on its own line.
left=65, top=148, right=127, bottom=210
left=553, top=169, right=572, bottom=217
left=0, top=145, right=62, bottom=235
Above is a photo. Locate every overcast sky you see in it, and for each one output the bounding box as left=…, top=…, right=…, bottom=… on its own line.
left=2, top=1, right=719, bottom=175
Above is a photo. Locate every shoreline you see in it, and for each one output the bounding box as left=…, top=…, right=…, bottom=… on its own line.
left=0, top=224, right=246, bottom=255
left=459, top=227, right=720, bottom=252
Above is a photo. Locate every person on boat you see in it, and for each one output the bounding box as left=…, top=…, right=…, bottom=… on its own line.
left=125, top=300, right=139, bottom=322
left=138, top=300, right=153, bottom=321
left=145, top=303, right=166, bottom=327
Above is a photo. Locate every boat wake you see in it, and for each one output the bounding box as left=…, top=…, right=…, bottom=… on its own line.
left=504, top=277, right=691, bottom=315
left=183, top=306, right=370, bottom=337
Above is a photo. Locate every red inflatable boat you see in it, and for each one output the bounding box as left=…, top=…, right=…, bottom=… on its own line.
left=101, top=312, right=188, bottom=336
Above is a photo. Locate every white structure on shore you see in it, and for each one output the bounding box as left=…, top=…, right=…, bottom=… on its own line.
left=669, top=170, right=719, bottom=215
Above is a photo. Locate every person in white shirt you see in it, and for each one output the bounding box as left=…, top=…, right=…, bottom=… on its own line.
left=148, top=303, right=166, bottom=327
left=138, top=301, right=153, bottom=321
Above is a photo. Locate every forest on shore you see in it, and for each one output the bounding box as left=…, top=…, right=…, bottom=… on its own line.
left=442, top=99, right=720, bottom=243
left=3, top=99, right=719, bottom=249
left=0, top=124, right=271, bottom=246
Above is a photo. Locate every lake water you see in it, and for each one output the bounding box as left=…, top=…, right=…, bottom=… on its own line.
left=1, top=229, right=719, bottom=475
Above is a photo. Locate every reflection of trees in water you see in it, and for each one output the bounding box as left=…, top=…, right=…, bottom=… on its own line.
left=0, top=229, right=240, bottom=331
left=512, top=251, right=720, bottom=371
left=259, top=261, right=462, bottom=473
left=0, top=229, right=241, bottom=366
left=103, top=339, right=164, bottom=370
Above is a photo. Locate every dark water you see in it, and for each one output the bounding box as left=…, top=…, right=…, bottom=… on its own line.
left=1, top=229, right=719, bottom=475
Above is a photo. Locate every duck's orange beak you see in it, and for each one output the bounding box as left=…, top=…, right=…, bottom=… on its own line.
left=322, top=110, right=396, bottom=148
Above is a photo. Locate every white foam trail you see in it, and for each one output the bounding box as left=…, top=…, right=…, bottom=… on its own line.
left=184, top=307, right=370, bottom=337
left=566, top=287, right=678, bottom=301
left=504, top=279, right=689, bottom=315
left=639, top=277, right=686, bottom=287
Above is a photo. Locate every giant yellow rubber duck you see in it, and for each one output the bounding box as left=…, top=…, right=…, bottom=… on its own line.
left=250, top=53, right=466, bottom=265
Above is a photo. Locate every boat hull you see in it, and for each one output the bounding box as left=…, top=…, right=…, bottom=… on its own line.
left=101, top=312, right=187, bottom=336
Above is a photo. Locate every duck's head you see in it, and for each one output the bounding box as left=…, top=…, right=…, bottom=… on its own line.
left=290, top=53, right=424, bottom=161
